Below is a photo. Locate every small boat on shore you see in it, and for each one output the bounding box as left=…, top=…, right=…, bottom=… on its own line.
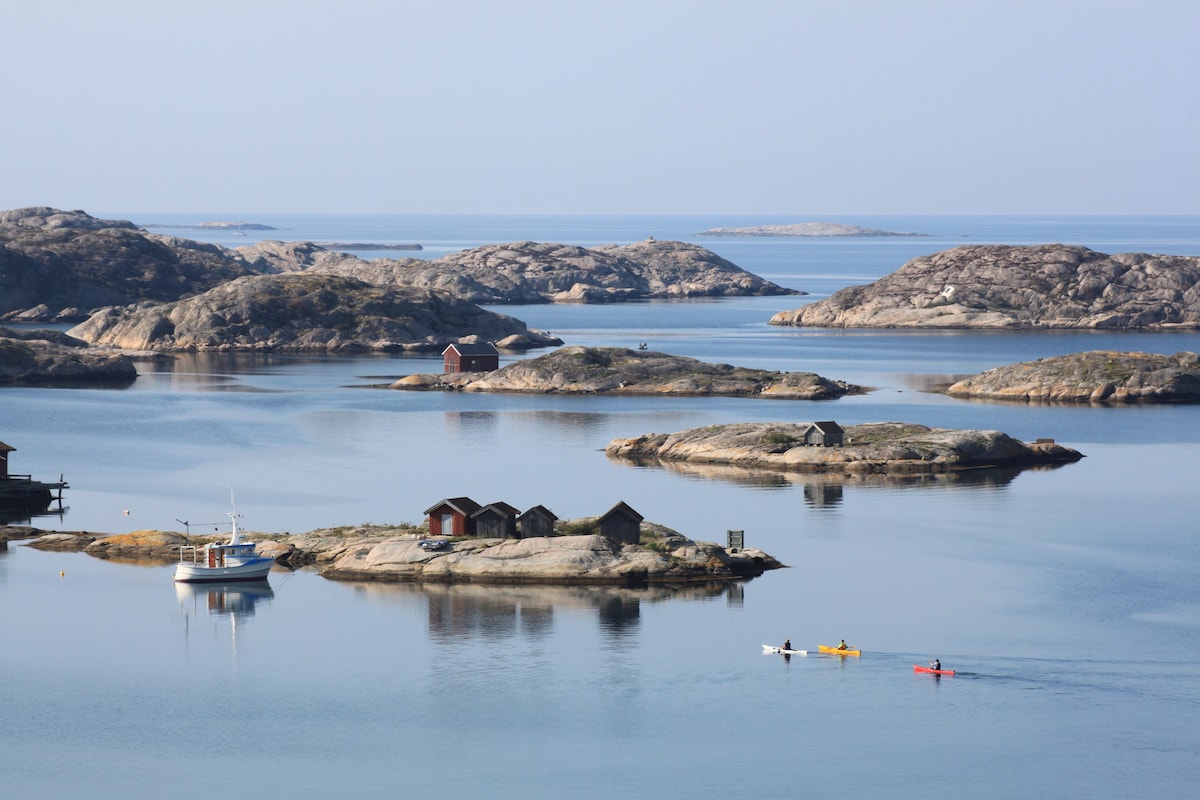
left=173, top=510, right=273, bottom=583
left=913, top=664, right=955, bottom=676
left=818, top=644, right=861, bottom=656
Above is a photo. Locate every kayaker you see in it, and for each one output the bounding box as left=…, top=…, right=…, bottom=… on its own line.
left=838, top=639, right=848, bottom=651
left=930, top=658, right=941, bottom=671
left=782, top=639, right=792, bottom=652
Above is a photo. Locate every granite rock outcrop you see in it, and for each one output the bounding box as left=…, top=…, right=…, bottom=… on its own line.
left=0, top=325, right=137, bottom=384
left=0, top=207, right=263, bottom=322
left=770, top=244, right=1200, bottom=329
left=249, top=239, right=799, bottom=304
left=67, top=273, right=560, bottom=352
left=606, top=422, right=1082, bottom=473
left=392, top=345, right=863, bottom=398
left=944, top=350, right=1200, bottom=403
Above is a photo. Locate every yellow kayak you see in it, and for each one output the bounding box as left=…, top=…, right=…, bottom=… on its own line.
left=818, top=644, right=861, bottom=657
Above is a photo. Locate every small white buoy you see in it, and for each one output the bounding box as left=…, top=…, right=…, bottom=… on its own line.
left=123, top=509, right=130, bottom=516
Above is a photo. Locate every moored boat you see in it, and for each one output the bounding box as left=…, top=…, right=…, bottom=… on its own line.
left=173, top=511, right=273, bottom=583
left=818, top=644, right=861, bottom=656
left=913, top=664, right=955, bottom=676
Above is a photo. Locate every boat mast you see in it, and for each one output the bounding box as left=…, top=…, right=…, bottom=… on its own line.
left=228, top=486, right=243, bottom=545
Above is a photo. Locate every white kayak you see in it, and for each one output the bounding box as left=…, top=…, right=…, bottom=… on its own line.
left=762, top=644, right=808, bottom=655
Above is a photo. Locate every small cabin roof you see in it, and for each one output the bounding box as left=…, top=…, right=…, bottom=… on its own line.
left=599, top=501, right=643, bottom=524
left=442, top=342, right=500, bottom=357
left=811, top=421, right=844, bottom=434
left=423, top=496, right=483, bottom=517
left=518, top=504, right=558, bottom=522
left=0, top=441, right=14, bottom=453
left=471, top=501, right=519, bottom=519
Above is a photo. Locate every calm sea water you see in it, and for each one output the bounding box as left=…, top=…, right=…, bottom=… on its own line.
left=2, top=215, right=1198, bottom=798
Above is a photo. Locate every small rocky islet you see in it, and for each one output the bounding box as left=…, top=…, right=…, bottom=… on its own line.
left=392, top=345, right=864, bottom=399
left=15, top=521, right=784, bottom=586
left=944, top=350, right=1200, bottom=404
left=605, top=421, right=1083, bottom=474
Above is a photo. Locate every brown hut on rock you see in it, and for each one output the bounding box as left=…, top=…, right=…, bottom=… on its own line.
left=472, top=501, right=519, bottom=538
left=425, top=497, right=483, bottom=536
left=517, top=505, right=558, bottom=539
left=806, top=421, right=844, bottom=446
left=598, top=501, right=643, bottom=546
left=442, top=342, right=500, bottom=374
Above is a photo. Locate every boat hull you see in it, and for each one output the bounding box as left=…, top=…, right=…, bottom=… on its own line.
left=173, top=558, right=273, bottom=583
left=818, top=644, right=861, bottom=657
left=913, top=664, right=955, bottom=675
left=762, top=645, right=807, bottom=655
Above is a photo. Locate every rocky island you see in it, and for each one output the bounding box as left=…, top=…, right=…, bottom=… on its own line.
left=944, top=350, right=1200, bottom=403
left=66, top=273, right=561, bottom=352
left=392, top=345, right=864, bottom=398
left=698, top=222, right=925, bottom=237
left=606, top=421, right=1082, bottom=474
left=770, top=244, right=1200, bottom=329
left=16, top=521, right=784, bottom=586
left=243, top=238, right=800, bottom=304
left=0, top=326, right=136, bottom=385
left=0, top=207, right=263, bottom=322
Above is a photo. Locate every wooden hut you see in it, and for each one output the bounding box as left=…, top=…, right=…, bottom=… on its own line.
left=806, top=421, right=844, bottom=447
left=424, top=497, right=483, bottom=537
left=517, top=505, right=558, bottom=539
left=442, top=343, right=500, bottom=374
left=0, top=441, right=12, bottom=478
left=472, top=501, right=520, bottom=539
left=598, top=501, right=644, bottom=546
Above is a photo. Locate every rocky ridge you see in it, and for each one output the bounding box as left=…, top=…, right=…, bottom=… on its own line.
left=0, top=207, right=264, bottom=322
left=255, top=239, right=799, bottom=304
left=606, top=422, right=1082, bottom=473
left=391, top=345, right=863, bottom=398
left=769, top=244, right=1200, bottom=329
left=66, top=273, right=560, bottom=352
left=945, top=350, right=1200, bottom=403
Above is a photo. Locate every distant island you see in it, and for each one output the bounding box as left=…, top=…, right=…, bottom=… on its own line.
left=698, top=222, right=926, bottom=238
left=144, top=221, right=279, bottom=231
left=314, top=242, right=423, bottom=251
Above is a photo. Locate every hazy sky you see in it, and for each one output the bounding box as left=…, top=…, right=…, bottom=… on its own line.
left=2, top=1, right=1196, bottom=215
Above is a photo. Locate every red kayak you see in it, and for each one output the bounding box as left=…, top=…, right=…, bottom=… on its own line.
left=913, top=664, right=955, bottom=676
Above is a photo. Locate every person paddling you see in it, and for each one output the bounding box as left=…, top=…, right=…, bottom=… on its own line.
left=929, top=658, right=941, bottom=671
left=782, top=639, right=792, bottom=652
left=837, top=639, right=849, bottom=651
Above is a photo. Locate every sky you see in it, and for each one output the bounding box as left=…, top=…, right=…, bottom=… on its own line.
left=1, top=0, right=1197, bottom=215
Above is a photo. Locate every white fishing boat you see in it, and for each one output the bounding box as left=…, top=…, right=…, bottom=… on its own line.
left=173, top=510, right=274, bottom=583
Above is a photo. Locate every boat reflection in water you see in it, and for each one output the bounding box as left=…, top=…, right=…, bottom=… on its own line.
left=175, top=581, right=275, bottom=652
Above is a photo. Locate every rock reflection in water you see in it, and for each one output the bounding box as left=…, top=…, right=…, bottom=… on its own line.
left=343, top=581, right=738, bottom=641
left=613, top=455, right=1045, bottom=495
